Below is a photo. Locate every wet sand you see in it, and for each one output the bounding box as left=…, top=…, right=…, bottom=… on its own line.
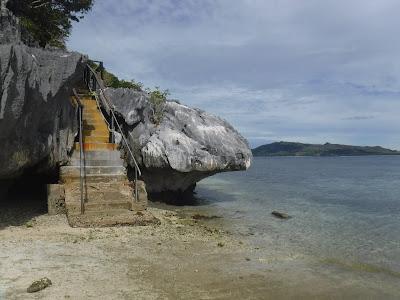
left=0, top=195, right=399, bottom=299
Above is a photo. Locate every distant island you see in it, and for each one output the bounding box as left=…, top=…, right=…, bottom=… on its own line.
left=252, top=142, right=400, bottom=157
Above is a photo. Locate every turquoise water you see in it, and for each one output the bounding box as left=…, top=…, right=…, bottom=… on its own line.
left=195, top=156, right=400, bottom=283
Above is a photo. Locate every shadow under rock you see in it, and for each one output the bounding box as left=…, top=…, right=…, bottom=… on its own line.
left=0, top=179, right=47, bottom=230
left=148, top=184, right=237, bottom=207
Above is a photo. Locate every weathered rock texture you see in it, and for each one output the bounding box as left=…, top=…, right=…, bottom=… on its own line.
left=0, top=0, right=20, bottom=44
left=0, top=6, right=85, bottom=180
left=104, top=88, right=252, bottom=201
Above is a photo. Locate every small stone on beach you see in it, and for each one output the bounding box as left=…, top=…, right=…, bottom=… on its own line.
left=27, top=277, right=52, bottom=293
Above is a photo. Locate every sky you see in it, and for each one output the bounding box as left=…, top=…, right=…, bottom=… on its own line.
left=67, top=0, right=400, bottom=149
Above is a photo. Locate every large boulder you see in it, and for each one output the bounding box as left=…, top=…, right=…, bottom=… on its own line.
left=0, top=12, right=85, bottom=180
left=104, top=88, right=252, bottom=201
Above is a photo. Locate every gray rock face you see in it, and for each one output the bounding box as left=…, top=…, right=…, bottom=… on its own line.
left=104, top=88, right=252, bottom=200
left=0, top=1, right=21, bottom=44
left=0, top=43, right=84, bottom=180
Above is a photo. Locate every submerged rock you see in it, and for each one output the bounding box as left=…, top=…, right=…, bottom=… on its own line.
left=271, top=211, right=291, bottom=219
left=192, top=214, right=222, bottom=220
left=104, top=88, right=252, bottom=202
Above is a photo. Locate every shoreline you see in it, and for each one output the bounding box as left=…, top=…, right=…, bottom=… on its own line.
left=252, top=154, right=400, bottom=158
left=1, top=202, right=400, bottom=299
left=0, top=205, right=268, bottom=299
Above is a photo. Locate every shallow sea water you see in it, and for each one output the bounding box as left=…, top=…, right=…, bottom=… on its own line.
left=179, top=156, right=400, bottom=297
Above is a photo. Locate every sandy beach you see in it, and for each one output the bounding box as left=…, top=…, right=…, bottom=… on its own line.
left=0, top=203, right=270, bottom=299
left=1, top=190, right=399, bottom=300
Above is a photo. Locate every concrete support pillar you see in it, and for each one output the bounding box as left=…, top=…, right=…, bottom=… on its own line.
left=132, top=180, right=148, bottom=211
left=47, top=184, right=66, bottom=215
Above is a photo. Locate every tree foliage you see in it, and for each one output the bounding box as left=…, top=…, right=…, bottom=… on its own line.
left=7, top=0, right=94, bottom=48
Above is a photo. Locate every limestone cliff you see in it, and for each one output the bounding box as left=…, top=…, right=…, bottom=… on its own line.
left=0, top=5, right=85, bottom=180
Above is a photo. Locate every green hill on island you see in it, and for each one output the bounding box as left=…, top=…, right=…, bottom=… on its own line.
left=252, top=142, right=400, bottom=157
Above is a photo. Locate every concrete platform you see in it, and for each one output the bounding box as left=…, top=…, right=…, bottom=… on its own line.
left=67, top=210, right=159, bottom=228
left=60, top=165, right=126, bottom=177
left=70, top=150, right=123, bottom=161
left=68, top=158, right=124, bottom=167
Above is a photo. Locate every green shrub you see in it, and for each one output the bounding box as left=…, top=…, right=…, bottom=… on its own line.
left=89, top=61, right=143, bottom=91
left=88, top=61, right=169, bottom=124
left=148, top=87, right=169, bottom=124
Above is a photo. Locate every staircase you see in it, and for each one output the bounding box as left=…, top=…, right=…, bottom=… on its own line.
left=60, top=92, right=150, bottom=227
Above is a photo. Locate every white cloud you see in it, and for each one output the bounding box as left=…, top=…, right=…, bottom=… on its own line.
left=68, top=0, right=400, bottom=149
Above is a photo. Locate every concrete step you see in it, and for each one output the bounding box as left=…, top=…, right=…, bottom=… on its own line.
left=82, top=99, right=97, bottom=104
left=82, top=105, right=98, bottom=109
left=67, top=201, right=132, bottom=214
left=82, top=112, right=99, bottom=118
left=83, top=110, right=102, bottom=116
left=83, top=136, right=109, bottom=143
left=82, top=104, right=98, bottom=109
left=61, top=174, right=128, bottom=184
left=65, top=181, right=132, bottom=194
left=83, top=119, right=107, bottom=125
left=82, top=109, right=104, bottom=115
left=74, top=142, right=117, bottom=151
left=83, top=120, right=108, bottom=127
left=83, top=128, right=109, bottom=136
left=68, top=182, right=131, bottom=195
left=60, top=165, right=126, bottom=177
left=70, top=150, right=123, bottom=161
left=68, top=158, right=124, bottom=167
left=83, top=111, right=105, bottom=117
left=83, top=126, right=109, bottom=133
left=82, top=113, right=105, bottom=118
left=82, top=105, right=99, bottom=110
left=83, top=125, right=109, bottom=132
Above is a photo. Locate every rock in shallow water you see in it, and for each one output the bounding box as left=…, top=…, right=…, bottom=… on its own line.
left=104, top=88, right=252, bottom=201
left=271, top=211, right=291, bottom=219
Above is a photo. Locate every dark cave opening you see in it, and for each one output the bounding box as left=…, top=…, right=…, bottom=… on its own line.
left=0, top=173, right=54, bottom=229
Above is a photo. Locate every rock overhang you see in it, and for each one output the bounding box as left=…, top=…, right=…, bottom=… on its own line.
left=104, top=88, right=252, bottom=197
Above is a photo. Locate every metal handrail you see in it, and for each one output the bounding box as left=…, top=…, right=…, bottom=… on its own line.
left=83, top=63, right=142, bottom=206
left=72, top=88, right=86, bottom=214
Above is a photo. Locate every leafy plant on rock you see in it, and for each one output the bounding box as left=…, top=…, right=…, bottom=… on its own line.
left=148, top=87, right=169, bottom=125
